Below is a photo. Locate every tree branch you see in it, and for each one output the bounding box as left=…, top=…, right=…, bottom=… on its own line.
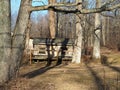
left=30, top=2, right=82, bottom=11
left=30, top=2, right=120, bottom=14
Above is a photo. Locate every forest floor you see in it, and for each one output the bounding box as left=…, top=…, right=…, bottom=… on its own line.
left=2, top=47, right=120, bottom=90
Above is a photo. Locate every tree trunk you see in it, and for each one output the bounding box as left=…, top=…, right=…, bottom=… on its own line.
left=106, top=17, right=109, bottom=46
left=49, top=0, right=56, bottom=38
left=72, top=0, right=83, bottom=64
left=25, top=19, right=31, bottom=50
left=102, top=16, right=106, bottom=46
left=93, top=0, right=101, bottom=60
left=0, top=0, right=11, bottom=83
left=10, top=0, right=31, bottom=78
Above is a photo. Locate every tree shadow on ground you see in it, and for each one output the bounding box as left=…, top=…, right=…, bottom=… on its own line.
left=85, top=64, right=109, bottom=90
left=45, top=38, right=69, bottom=66
left=56, top=38, right=69, bottom=65
left=22, top=38, right=71, bottom=79
left=21, top=65, right=55, bottom=78
left=101, top=55, right=120, bottom=73
left=105, top=65, right=120, bottom=73
left=21, top=61, right=70, bottom=79
left=45, top=38, right=53, bottom=66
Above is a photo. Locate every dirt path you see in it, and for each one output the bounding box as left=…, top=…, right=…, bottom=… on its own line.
left=5, top=62, right=120, bottom=90
left=5, top=48, right=120, bottom=90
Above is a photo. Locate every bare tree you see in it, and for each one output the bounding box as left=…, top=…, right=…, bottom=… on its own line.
left=49, top=0, right=56, bottom=38
left=72, top=0, right=83, bottom=63
left=0, top=0, right=11, bottom=83
left=56, top=0, right=76, bottom=38
left=10, top=0, right=31, bottom=78
left=101, top=15, right=106, bottom=46
left=0, top=0, right=31, bottom=83
left=93, top=0, right=101, bottom=60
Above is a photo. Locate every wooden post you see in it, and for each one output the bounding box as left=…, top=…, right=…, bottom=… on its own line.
left=30, top=49, right=32, bottom=64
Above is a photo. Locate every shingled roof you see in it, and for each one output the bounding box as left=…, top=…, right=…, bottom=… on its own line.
left=31, top=38, right=74, bottom=46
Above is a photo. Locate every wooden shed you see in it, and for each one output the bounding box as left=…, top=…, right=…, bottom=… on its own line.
left=30, top=38, right=74, bottom=61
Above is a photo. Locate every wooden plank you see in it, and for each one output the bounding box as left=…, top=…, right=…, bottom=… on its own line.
left=32, top=55, right=48, bottom=60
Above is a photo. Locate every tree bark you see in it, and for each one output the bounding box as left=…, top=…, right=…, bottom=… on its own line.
left=10, top=0, right=31, bottom=78
left=72, top=0, right=83, bottom=64
left=0, top=0, right=11, bottom=83
left=25, top=19, right=31, bottom=50
left=93, top=0, right=101, bottom=60
left=30, top=2, right=120, bottom=14
left=102, top=16, right=106, bottom=46
left=49, top=0, right=56, bottom=38
left=106, top=17, right=110, bottom=46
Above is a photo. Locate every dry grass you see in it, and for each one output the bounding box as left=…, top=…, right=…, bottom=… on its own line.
left=2, top=47, right=120, bottom=90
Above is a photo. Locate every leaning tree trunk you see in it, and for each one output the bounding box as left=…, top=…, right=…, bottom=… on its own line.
left=72, top=0, right=83, bottom=64
left=10, top=0, right=31, bottom=78
left=49, top=0, right=56, bottom=38
left=0, top=0, right=11, bottom=83
left=93, top=0, right=101, bottom=60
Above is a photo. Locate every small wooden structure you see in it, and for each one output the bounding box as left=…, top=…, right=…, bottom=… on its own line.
left=29, top=38, right=74, bottom=64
